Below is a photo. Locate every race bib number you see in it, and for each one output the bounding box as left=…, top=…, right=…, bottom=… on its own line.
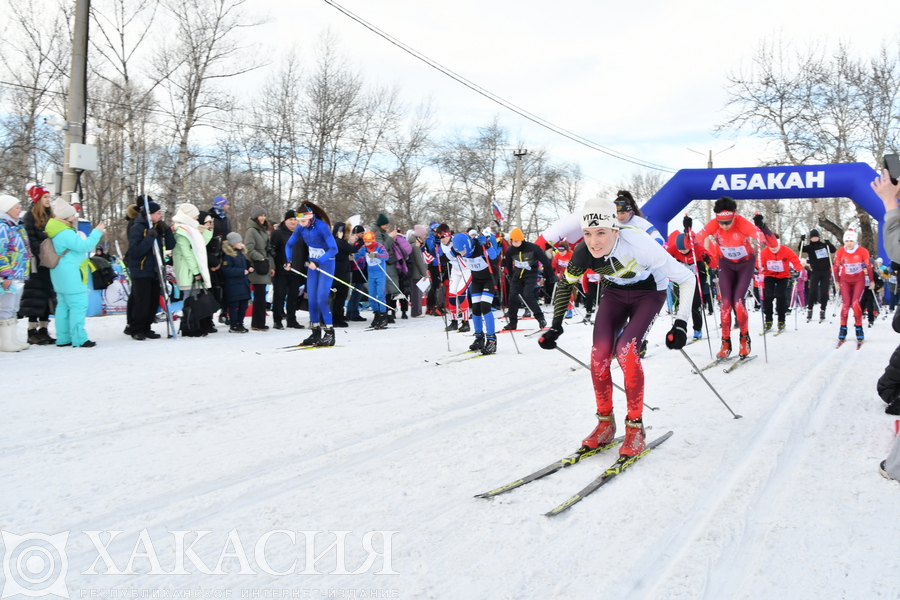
left=467, top=256, right=487, bottom=271
left=844, top=262, right=863, bottom=275
left=557, top=260, right=569, bottom=268
left=766, top=260, right=784, bottom=273
left=815, top=248, right=828, bottom=260
left=890, top=275, right=897, bottom=284
left=513, top=259, right=531, bottom=270
left=309, top=247, right=325, bottom=259
left=721, top=245, right=748, bottom=260
left=366, top=254, right=381, bottom=267
left=587, top=274, right=601, bottom=282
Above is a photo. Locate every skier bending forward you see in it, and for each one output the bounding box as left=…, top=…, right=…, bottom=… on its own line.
left=539, top=196, right=696, bottom=457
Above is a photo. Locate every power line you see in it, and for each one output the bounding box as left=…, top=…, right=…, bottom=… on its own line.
left=322, top=0, right=677, bottom=174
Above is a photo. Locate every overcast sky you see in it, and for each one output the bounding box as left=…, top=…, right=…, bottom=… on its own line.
left=244, top=1, right=897, bottom=199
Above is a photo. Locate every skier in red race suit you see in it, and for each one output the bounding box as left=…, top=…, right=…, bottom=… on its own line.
left=758, top=236, right=802, bottom=332
left=538, top=196, right=695, bottom=457
left=833, top=228, right=875, bottom=344
left=666, top=223, right=712, bottom=341
left=693, top=196, right=776, bottom=360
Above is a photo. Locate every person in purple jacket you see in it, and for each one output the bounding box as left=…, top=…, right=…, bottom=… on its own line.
left=284, top=202, right=338, bottom=347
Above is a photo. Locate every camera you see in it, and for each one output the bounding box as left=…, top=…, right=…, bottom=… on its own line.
left=884, top=153, right=900, bottom=185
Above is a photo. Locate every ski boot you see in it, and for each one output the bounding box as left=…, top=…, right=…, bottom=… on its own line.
left=838, top=325, right=847, bottom=341
left=583, top=311, right=593, bottom=324
left=807, top=308, right=813, bottom=322
left=856, top=325, right=864, bottom=342
left=693, top=330, right=703, bottom=340
left=778, top=320, right=786, bottom=332
left=565, top=309, right=574, bottom=318
left=739, top=333, right=751, bottom=357
left=469, top=333, right=485, bottom=351
left=316, top=326, right=336, bottom=347
left=537, top=315, right=547, bottom=329
left=820, top=309, right=826, bottom=323
left=717, top=337, right=732, bottom=359
left=373, top=312, right=388, bottom=330
left=620, top=418, right=645, bottom=457
left=481, top=335, right=497, bottom=355
left=523, top=308, right=533, bottom=318
left=300, top=325, right=321, bottom=346
left=458, top=320, right=471, bottom=333
left=581, top=412, right=616, bottom=451
left=444, top=319, right=458, bottom=332
left=763, top=319, right=773, bottom=332
left=501, top=321, right=518, bottom=331
left=639, top=339, right=648, bottom=358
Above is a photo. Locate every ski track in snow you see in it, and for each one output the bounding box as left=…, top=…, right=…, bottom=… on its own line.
left=4, top=310, right=900, bottom=598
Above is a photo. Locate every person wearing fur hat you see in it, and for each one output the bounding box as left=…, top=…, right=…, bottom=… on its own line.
left=833, top=228, right=875, bottom=345
left=0, top=195, right=33, bottom=351
left=18, top=184, right=56, bottom=344
left=271, top=210, right=305, bottom=330
left=172, top=202, right=214, bottom=337
left=45, top=199, right=105, bottom=347
left=285, top=201, right=338, bottom=345
left=220, top=232, right=251, bottom=333
left=244, top=206, right=275, bottom=331
left=799, top=229, right=837, bottom=323
left=538, top=196, right=695, bottom=458
left=125, top=196, right=175, bottom=340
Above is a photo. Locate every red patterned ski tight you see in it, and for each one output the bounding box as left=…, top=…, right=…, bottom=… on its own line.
left=839, top=278, right=865, bottom=326
left=590, top=288, right=666, bottom=421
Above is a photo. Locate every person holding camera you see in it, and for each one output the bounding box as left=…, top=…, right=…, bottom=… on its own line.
left=800, top=230, right=836, bottom=323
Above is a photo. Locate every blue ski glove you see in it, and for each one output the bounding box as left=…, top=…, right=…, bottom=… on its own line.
left=538, top=325, right=563, bottom=350
left=477, top=234, right=486, bottom=245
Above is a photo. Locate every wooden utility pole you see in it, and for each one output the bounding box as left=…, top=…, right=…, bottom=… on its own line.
left=61, top=0, right=89, bottom=204
left=513, top=149, right=527, bottom=230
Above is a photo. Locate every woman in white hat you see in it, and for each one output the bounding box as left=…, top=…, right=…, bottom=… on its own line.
left=832, top=228, right=875, bottom=345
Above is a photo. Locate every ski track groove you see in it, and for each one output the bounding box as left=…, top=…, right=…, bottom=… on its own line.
left=54, top=373, right=566, bottom=567
left=615, top=342, right=856, bottom=600
left=0, top=355, right=447, bottom=457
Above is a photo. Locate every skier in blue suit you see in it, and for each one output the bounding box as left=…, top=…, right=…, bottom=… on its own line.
left=451, top=230, right=500, bottom=355
left=284, top=202, right=338, bottom=346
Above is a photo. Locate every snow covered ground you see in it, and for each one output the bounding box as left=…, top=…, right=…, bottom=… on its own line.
left=3, top=306, right=900, bottom=600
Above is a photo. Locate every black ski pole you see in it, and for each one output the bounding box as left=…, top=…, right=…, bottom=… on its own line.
left=554, top=346, right=658, bottom=410
left=678, top=349, right=742, bottom=419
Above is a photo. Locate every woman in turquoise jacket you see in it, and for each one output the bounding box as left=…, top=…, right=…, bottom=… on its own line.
left=46, top=199, right=105, bottom=347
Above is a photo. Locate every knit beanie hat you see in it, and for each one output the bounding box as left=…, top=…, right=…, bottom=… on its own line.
left=53, top=198, right=77, bottom=220
left=809, top=229, right=820, bottom=238
left=226, top=232, right=242, bottom=246
left=581, top=197, right=619, bottom=230
left=284, top=210, right=297, bottom=221
left=675, top=233, right=687, bottom=252
left=414, top=224, right=427, bottom=237
left=250, top=205, right=266, bottom=220
left=352, top=225, right=365, bottom=235
left=0, top=195, right=20, bottom=214
left=376, top=213, right=390, bottom=227
left=843, top=228, right=858, bottom=243
left=509, top=227, right=525, bottom=241
left=27, top=184, right=48, bottom=204
left=177, top=203, right=200, bottom=219
left=213, top=195, right=228, bottom=209
left=143, top=201, right=162, bottom=216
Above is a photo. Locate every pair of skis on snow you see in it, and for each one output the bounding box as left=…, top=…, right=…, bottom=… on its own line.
left=475, top=431, right=673, bottom=516
left=692, top=355, right=758, bottom=374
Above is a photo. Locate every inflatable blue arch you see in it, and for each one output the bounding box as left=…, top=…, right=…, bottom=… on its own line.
left=642, top=162, right=886, bottom=259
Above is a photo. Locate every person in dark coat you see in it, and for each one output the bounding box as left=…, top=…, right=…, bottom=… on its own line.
left=271, top=210, right=305, bottom=329
left=17, top=184, right=56, bottom=344
left=330, top=221, right=357, bottom=327
left=346, top=225, right=368, bottom=322
left=208, top=195, right=232, bottom=239
left=221, top=232, right=251, bottom=332
left=125, top=197, right=175, bottom=340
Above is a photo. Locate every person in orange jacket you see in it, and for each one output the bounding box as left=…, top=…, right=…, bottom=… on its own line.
left=833, top=228, right=875, bottom=344
left=551, top=240, right=574, bottom=317
left=666, top=225, right=712, bottom=340
left=759, top=234, right=802, bottom=331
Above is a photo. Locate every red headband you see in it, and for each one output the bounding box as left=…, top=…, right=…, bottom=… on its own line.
left=716, top=211, right=735, bottom=221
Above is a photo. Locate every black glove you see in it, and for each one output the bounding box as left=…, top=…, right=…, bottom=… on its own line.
left=800, top=234, right=806, bottom=242
left=538, top=325, right=563, bottom=350
left=146, top=228, right=158, bottom=238
left=702, top=254, right=711, bottom=264
left=683, top=215, right=693, bottom=231
left=665, top=319, right=688, bottom=350
left=753, top=214, right=765, bottom=228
